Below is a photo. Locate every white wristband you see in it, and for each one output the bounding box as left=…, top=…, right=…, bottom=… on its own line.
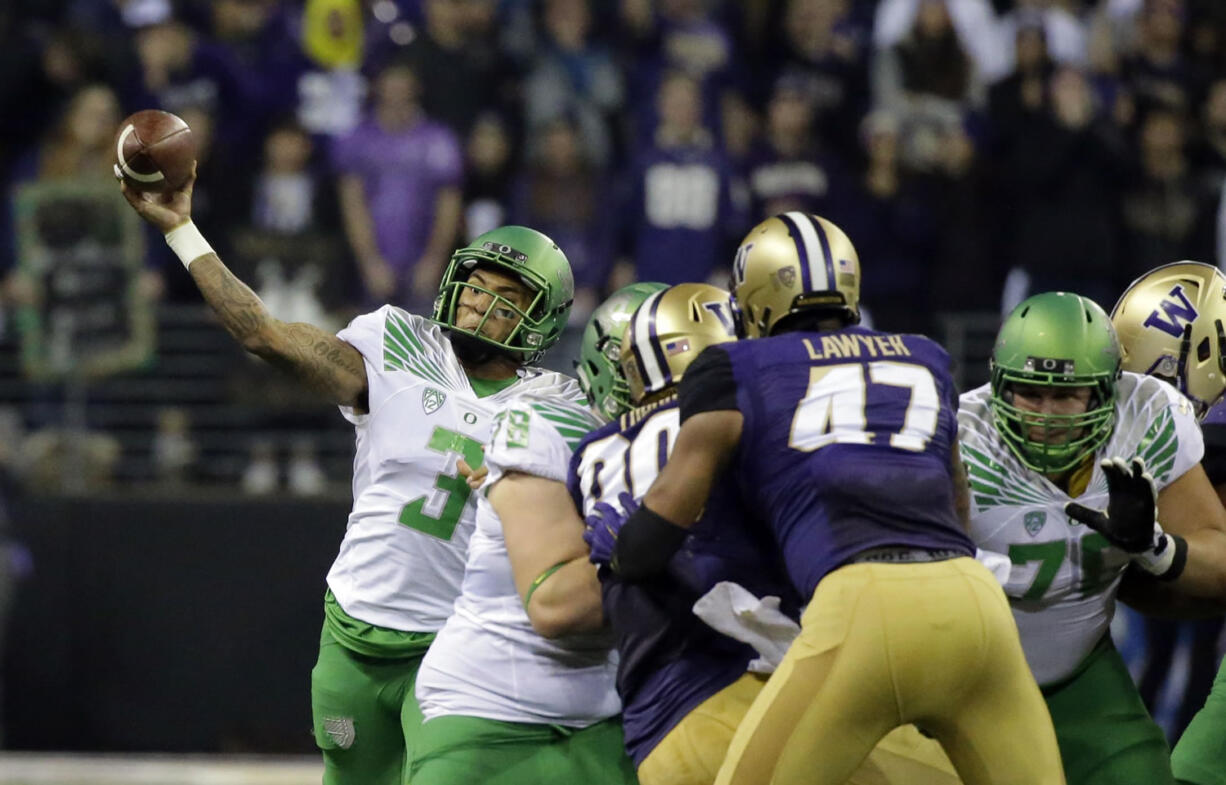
left=165, top=221, right=215, bottom=270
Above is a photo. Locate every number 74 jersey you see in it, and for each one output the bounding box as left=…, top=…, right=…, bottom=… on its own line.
left=957, top=371, right=1203, bottom=686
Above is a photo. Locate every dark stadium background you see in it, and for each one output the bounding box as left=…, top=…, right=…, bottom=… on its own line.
left=0, top=0, right=1222, bottom=772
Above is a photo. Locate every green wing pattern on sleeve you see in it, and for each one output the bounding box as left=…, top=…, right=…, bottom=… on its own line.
left=382, top=311, right=451, bottom=388
left=1136, top=408, right=1177, bottom=483
left=531, top=400, right=601, bottom=452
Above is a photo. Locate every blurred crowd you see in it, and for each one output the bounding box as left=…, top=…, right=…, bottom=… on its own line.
left=0, top=0, right=1223, bottom=742
left=2, top=0, right=1226, bottom=337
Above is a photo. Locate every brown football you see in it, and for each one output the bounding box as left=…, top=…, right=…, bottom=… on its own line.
left=113, top=110, right=195, bottom=193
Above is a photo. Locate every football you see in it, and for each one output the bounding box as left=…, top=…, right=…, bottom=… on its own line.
left=113, top=109, right=195, bottom=193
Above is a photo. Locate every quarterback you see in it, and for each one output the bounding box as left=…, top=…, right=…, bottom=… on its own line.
left=609, top=213, right=1064, bottom=785
left=120, top=173, right=579, bottom=784
left=959, top=290, right=1226, bottom=785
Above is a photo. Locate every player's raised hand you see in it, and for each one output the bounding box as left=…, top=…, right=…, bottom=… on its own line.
left=118, top=161, right=196, bottom=234
left=583, top=492, right=638, bottom=566
left=1065, top=457, right=1159, bottom=553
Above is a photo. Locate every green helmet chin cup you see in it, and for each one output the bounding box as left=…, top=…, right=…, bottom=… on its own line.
left=988, top=292, right=1121, bottom=474
left=431, top=226, right=574, bottom=363
left=577, top=282, right=668, bottom=420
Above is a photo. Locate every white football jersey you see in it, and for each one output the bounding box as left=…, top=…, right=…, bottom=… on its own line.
left=327, top=306, right=583, bottom=633
left=958, top=371, right=1202, bottom=685
left=416, top=395, right=622, bottom=726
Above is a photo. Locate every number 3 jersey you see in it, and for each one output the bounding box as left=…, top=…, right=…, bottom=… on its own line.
left=329, top=306, right=583, bottom=634
left=682, top=327, right=974, bottom=601
left=958, top=371, right=1203, bottom=685
left=416, top=394, right=622, bottom=726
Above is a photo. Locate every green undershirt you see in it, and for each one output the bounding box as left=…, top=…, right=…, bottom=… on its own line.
left=469, top=374, right=519, bottom=398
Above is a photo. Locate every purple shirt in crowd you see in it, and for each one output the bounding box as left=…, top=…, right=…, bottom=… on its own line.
left=331, top=117, right=462, bottom=273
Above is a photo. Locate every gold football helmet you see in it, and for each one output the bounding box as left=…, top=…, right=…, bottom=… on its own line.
left=1111, top=261, right=1226, bottom=414
left=620, top=283, right=739, bottom=405
left=731, top=212, right=861, bottom=338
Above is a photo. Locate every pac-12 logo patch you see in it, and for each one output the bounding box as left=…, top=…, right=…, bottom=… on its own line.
left=1024, top=510, right=1047, bottom=537
left=323, top=716, right=355, bottom=749
left=423, top=387, right=446, bottom=415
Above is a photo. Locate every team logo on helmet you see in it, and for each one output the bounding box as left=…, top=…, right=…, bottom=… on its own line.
left=422, top=387, right=446, bottom=415
left=1143, top=284, right=1199, bottom=338
left=481, top=242, right=528, bottom=263
left=1024, top=510, right=1047, bottom=537
left=1024, top=356, right=1076, bottom=375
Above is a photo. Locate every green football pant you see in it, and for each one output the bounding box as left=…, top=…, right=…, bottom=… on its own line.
left=310, top=624, right=425, bottom=785
left=1042, top=639, right=1174, bottom=785
left=407, top=713, right=639, bottom=785
left=1172, top=656, right=1226, bottom=785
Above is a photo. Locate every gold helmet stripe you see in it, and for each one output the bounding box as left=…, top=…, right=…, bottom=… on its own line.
left=628, top=289, right=670, bottom=392
left=780, top=211, right=835, bottom=293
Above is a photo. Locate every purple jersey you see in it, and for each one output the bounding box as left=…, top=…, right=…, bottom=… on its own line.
left=1201, top=398, right=1226, bottom=487
left=330, top=117, right=462, bottom=272
left=568, top=398, right=797, bottom=765
left=624, top=141, right=739, bottom=284
left=680, top=328, right=973, bottom=599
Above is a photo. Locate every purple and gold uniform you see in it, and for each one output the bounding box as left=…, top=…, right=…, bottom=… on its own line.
left=1198, top=398, right=1226, bottom=486
left=677, top=328, right=1063, bottom=785
left=572, top=393, right=965, bottom=785
left=569, top=396, right=796, bottom=769
left=681, top=327, right=974, bottom=598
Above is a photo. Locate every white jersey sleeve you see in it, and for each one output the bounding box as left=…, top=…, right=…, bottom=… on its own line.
left=485, top=396, right=602, bottom=486
left=336, top=305, right=470, bottom=423
left=1112, top=372, right=1203, bottom=485
left=958, top=372, right=1202, bottom=685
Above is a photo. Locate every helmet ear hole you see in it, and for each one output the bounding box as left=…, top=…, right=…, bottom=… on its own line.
left=1197, top=336, right=1212, bottom=362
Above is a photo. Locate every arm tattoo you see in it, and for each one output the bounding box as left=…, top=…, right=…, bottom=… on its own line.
left=189, top=256, right=368, bottom=407
left=189, top=256, right=271, bottom=344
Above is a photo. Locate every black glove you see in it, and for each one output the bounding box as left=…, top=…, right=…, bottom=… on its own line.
left=1064, top=457, right=1158, bottom=553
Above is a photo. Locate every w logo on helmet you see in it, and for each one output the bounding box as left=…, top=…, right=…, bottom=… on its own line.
left=1143, top=285, right=1199, bottom=338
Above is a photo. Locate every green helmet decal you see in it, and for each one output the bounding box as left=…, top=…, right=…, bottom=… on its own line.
left=989, top=292, right=1122, bottom=474
left=431, top=226, right=575, bottom=363
left=577, top=282, right=668, bottom=420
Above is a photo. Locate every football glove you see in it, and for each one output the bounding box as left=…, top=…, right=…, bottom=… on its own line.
left=1064, top=457, right=1187, bottom=580
left=583, top=492, right=638, bottom=566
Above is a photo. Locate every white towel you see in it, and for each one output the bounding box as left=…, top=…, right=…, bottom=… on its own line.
left=692, top=582, right=801, bottom=675
left=975, top=548, right=1013, bottom=586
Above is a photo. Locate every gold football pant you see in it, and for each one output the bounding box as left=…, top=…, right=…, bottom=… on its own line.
left=713, top=558, right=1065, bottom=785
left=638, top=671, right=961, bottom=785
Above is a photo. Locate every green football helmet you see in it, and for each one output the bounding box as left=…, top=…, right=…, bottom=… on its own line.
left=989, top=292, right=1122, bottom=474
left=576, top=282, right=668, bottom=420
left=432, top=226, right=574, bottom=363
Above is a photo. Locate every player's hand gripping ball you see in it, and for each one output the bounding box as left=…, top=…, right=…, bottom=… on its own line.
left=113, top=110, right=195, bottom=193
